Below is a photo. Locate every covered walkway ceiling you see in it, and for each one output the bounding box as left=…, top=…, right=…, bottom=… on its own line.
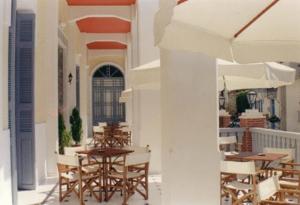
left=66, top=0, right=136, bottom=6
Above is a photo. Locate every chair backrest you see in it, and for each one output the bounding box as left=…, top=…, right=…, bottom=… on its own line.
left=119, top=122, right=128, bottom=127
left=98, top=122, right=107, bottom=127
left=93, top=126, right=104, bottom=133
left=220, top=160, right=256, bottom=175
left=257, top=176, right=280, bottom=201
left=218, top=136, right=237, bottom=145
left=64, top=146, right=85, bottom=156
left=123, top=145, right=150, bottom=153
left=121, top=127, right=131, bottom=132
left=125, top=151, right=151, bottom=166
left=57, top=154, right=79, bottom=167
left=263, top=147, right=295, bottom=162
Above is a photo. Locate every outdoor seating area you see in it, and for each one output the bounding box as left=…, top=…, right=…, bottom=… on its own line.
left=219, top=129, right=300, bottom=204
left=1, top=0, right=300, bottom=205
left=56, top=122, right=151, bottom=205
left=92, top=123, right=132, bottom=148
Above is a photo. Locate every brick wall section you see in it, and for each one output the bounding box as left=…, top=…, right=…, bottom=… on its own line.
left=239, top=118, right=266, bottom=151
left=219, top=116, right=231, bottom=128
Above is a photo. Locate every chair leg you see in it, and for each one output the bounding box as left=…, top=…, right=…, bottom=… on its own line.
left=59, top=177, right=63, bottom=202
left=145, top=175, right=149, bottom=200
left=122, top=179, right=128, bottom=205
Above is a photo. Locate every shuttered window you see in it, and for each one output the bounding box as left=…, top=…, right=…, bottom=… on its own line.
left=15, top=11, right=35, bottom=190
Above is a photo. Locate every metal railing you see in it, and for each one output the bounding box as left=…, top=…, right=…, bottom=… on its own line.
left=251, top=128, right=300, bottom=163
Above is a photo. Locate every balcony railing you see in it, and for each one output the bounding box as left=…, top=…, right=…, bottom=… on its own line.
left=219, top=127, right=245, bottom=144
left=251, top=128, right=300, bottom=163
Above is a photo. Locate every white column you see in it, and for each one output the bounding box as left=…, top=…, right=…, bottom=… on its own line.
left=160, top=49, right=220, bottom=204
left=44, top=0, right=59, bottom=176
left=130, top=4, right=139, bottom=67
left=65, top=23, right=78, bottom=126
left=136, top=0, right=159, bottom=64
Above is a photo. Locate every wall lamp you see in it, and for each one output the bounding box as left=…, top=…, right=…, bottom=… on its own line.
left=68, top=73, right=73, bottom=85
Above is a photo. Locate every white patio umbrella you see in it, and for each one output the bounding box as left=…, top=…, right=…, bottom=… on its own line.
left=218, top=60, right=296, bottom=91
left=155, top=0, right=300, bottom=63
left=119, top=60, right=160, bottom=103
left=125, top=59, right=295, bottom=92
left=129, top=59, right=160, bottom=89
left=119, top=88, right=132, bottom=103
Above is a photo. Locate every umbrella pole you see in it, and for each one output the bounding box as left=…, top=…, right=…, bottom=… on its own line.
left=234, top=0, right=280, bottom=38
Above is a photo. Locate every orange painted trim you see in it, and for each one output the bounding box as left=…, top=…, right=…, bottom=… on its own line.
left=77, top=17, right=131, bottom=33
left=66, top=0, right=136, bottom=6
left=177, top=0, right=188, bottom=5
left=87, top=41, right=127, bottom=50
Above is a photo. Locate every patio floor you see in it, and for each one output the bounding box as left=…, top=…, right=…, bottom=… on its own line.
left=18, top=175, right=162, bottom=205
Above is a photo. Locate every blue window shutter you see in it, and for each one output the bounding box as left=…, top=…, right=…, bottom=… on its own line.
left=15, top=11, right=36, bottom=190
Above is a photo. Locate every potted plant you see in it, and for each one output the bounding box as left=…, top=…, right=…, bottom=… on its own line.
left=268, top=115, right=281, bottom=129
left=69, top=107, right=82, bottom=145
left=236, top=91, right=250, bottom=114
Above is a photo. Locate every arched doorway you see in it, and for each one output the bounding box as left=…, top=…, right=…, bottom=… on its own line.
left=92, top=64, right=125, bottom=125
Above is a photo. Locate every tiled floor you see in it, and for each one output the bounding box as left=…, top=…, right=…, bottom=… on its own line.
left=19, top=176, right=162, bottom=205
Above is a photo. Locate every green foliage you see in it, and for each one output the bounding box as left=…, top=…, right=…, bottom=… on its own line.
left=61, top=130, right=72, bottom=152
left=69, top=108, right=82, bottom=145
left=58, top=113, right=66, bottom=154
left=268, top=115, right=281, bottom=123
left=236, top=91, right=250, bottom=114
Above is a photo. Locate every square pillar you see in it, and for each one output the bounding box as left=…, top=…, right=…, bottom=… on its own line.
left=219, top=110, right=231, bottom=128
left=161, top=49, right=219, bottom=204
left=239, top=110, right=266, bottom=151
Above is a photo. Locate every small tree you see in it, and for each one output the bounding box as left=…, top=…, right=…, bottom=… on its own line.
left=58, top=113, right=66, bottom=154
left=69, top=108, right=82, bottom=145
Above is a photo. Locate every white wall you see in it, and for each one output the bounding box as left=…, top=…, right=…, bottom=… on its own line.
left=137, top=0, right=160, bottom=65
left=137, top=89, right=161, bottom=174
left=161, top=49, right=220, bottom=205
left=286, top=79, right=300, bottom=132
left=0, top=130, right=12, bottom=205
left=0, top=0, right=12, bottom=203
left=35, top=0, right=59, bottom=177
left=17, top=0, right=37, bottom=12
left=35, top=123, right=47, bottom=185
left=128, top=0, right=162, bottom=174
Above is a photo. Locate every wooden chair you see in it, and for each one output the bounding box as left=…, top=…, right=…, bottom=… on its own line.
left=263, top=147, right=295, bottom=177
left=93, top=126, right=106, bottom=147
left=220, top=160, right=260, bottom=205
left=64, top=146, right=85, bottom=156
left=121, top=127, right=132, bottom=145
left=257, top=176, right=300, bottom=204
left=106, top=150, right=151, bottom=205
left=98, top=122, right=108, bottom=128
left=57, top=155, right=80, bottom=202
left=273, top=164, right=300, bottom=191
left=219, top=136, right=242, bottom=153
left=57, top=154, right=102, bottom=205
left=263, top=147, right=295, bottom=165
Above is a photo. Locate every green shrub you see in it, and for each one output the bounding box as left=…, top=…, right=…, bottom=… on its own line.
left=268, top=115, right=281, bottom=123
left=61, top=130, right=72, bottom=151
left=69, top=108, right=82, bottom=145
left=236, top=91, right=250, bottom=114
